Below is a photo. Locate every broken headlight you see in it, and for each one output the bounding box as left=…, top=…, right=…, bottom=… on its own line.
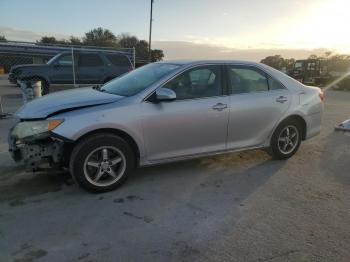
left=11, top=119, right=64, bottom=140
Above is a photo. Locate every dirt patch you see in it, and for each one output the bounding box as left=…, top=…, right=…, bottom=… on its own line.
left=13, top=249, right=47, bottom=262
left=0, top=171, right=73, bottom=203
left=123, top=211, right=153, bottom=223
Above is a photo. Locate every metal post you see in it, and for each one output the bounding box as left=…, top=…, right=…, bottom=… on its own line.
left=148, top=0, right=154, bottom=63
left=133, top=47, right=136, bottom=69
left=0, top=96, right=12, bottom=119
left=0, top=96, right=3, bottom=114
left=71, top=47, right=76, bottom=87
left=32, top=81, right=42, bottom=98
left=19, top=80, right=40, bottom=103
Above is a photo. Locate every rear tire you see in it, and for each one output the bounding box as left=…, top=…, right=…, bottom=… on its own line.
left=270, top=119, right=302, bottom=160
left=70, top=133, right=135, bottom=193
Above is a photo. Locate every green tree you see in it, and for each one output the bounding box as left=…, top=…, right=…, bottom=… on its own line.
left=38, top=36, right=67, bottom=45
left=35, top=29, right=165, bottom=63
left=260, top=55, right=295, bottom=72
left=0, top=35, right=6, bottom=42
left=38, top=36, right=59, bottom=44
left=118, top=34, right=164, bottom=62
left=118, top=33, right=139, bottom=48
left=260, top=55, right=285, bottom=70
left=308, top=54, right=318, bottom=59
left=83, top=27, right=117, bottom=47
left=69, top=36, right=82, bottom=45
left=151, top=49, right=164, bottom=62
left=325, top=51, right=332, bottom=58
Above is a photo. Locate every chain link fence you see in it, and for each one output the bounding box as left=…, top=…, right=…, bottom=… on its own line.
left=0, top=41, right=135, bottom=92
left=0, top=41, right=137, bottom=117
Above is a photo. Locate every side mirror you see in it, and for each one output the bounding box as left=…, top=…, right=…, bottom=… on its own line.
left=155, top=88, right=176, bottom=102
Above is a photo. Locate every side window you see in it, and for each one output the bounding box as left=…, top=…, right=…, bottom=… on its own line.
left=228, top=66, right=268, bottom=94
left=78, top=53, right=104, bottom=67
left=106, top=54, right=131, bottom=66
left=57, top=55, right=72, bottom=66
left=163, top=66, right=222, bottom=100
left=268, top=76, right=285, bottom=90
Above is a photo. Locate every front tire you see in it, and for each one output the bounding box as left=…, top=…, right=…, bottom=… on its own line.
left=41, top=80, right=50, bottom=95
left=270, top=119, right=302, bottom=160
left=70, top=133, right=135, bottom=193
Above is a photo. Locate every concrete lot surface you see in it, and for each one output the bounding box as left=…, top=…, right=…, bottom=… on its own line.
left=0, top=79, right=350, bottom=262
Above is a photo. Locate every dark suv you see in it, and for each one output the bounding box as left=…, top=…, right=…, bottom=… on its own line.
left=9, top=51, right=133, bottom=94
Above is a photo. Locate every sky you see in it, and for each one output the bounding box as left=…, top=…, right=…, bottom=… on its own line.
left=1, top=0, right=349, bottom=60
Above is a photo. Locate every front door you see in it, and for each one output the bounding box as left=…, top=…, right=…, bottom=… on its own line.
left=49, top=54, right=74, bottom=84
left=141, top=65, right=229, bottom=161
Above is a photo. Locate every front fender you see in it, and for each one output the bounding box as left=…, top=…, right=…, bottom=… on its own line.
left=50, top=103, right=146, bottom=158
left=18, top=72, right=49, bottom=83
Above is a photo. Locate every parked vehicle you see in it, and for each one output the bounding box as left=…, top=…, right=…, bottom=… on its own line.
left=289, top=58, right=350, bottom=87
left=8, top=51, right=133, bottom=94
left=289, top=59, right=330, bottom=86
left=8, top=60, right=324, bottom=192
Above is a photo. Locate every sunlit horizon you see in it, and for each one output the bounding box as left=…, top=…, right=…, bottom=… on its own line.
left=1, top=0, right=349, bottom=57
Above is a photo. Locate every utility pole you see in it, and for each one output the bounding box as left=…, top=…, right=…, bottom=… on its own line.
left=148, top=0, right=154, bottom=63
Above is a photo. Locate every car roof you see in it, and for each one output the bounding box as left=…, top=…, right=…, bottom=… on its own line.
left=156, top=60, right=264, bottom=67
left=58, top=51, right=127, bottom=56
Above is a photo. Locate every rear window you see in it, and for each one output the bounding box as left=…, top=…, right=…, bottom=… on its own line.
left=106, top=54, right=131, bottom=66
left=78, top=53, right=104, bottom=67
left=268, top=76, right=285, bottom=90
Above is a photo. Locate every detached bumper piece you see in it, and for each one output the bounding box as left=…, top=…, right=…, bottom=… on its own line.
left=335, top=119, right=350, bottom=133
left=9, top=138, right=64, bottom=171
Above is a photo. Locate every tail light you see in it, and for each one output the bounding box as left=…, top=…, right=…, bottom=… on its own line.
left=318, top=89, right=325, bottom=102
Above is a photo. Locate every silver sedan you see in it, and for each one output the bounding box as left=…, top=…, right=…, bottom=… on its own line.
left=9, top=60, right=324, bottom=192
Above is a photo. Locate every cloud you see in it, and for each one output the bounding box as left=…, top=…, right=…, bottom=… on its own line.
left=153, top=41, right=332, bottom=61
left=0, top=26, right=70, bottom=42
left=0, top=26, right=334, bottom=62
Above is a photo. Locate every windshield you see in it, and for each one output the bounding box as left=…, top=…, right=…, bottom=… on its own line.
left=46, top=54, right=61, bottom=65
left=101, top=63, right=181, bottom=96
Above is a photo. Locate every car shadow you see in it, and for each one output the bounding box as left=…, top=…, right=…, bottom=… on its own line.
left=128, top=149, right=286, bottom=215
left=0, top=149, right=287, bottom=262
left=0, top=149, right=286, bottom=215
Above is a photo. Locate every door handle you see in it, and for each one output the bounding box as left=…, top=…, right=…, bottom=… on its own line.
left=212, top=103, right=227, bottom=111
left=276, top=96, right=288, bottom=103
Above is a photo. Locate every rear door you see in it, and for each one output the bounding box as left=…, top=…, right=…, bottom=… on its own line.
left=76, top=53, right=106, bottom=84
left=105, top=53, right=132, bottom=79
left=226, top=64, right=291, bottom=149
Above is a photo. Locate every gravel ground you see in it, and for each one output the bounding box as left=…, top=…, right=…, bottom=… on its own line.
left=0, top=81, right=349, bottom=262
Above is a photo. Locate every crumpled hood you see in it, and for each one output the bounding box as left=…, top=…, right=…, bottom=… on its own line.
left=16, top=87, right=123, bottom=119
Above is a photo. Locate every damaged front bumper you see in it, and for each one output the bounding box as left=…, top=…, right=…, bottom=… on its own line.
left=8, top=129, right=65, bottom=171
left=335, top=119, right=350, bottom=133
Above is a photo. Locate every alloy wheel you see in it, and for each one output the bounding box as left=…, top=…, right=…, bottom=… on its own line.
left=83, top=146, right=126, bottom=187
left=277, top=125, right=299, bottom=155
